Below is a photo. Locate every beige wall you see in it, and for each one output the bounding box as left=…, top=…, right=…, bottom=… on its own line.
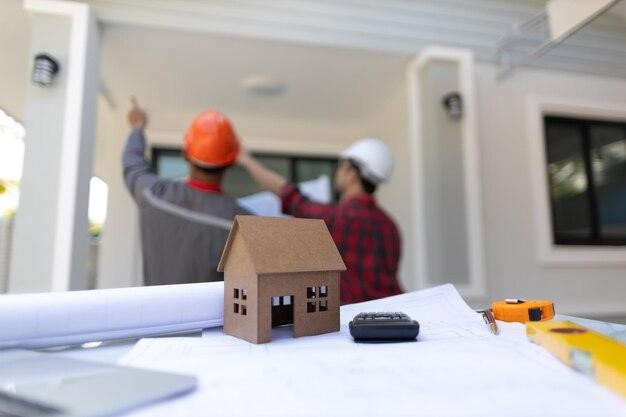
left=367, top=81, right=413, bottom=292
left=474, top=62, right=626, bottom=316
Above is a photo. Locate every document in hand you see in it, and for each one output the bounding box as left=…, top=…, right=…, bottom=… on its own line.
left=119, top=284, right=626, bottom=417
left=237, top=175, right=331, bottom=216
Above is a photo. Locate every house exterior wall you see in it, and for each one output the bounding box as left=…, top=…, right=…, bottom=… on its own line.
left=370, top=61, right=626, bottom=317
left=472, top=62, right=626, bottom=316
left=222, top=233, right=258, bottom=343
left=258, top=271, right=340, bottom=343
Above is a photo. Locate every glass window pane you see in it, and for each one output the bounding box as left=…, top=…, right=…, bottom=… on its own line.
left=222, top=164, right=262, bottom=198
left=154, top=149, right=292, bottom=198
left=153, top=150, right=343, bottom=201
left=295, top=159, right=338, bottom=202
left=589, top=124, right=626, bottom=239
left=223, top=155, right=290, bottom=198
left=545, top=120, right=591, bottom=242
left=295, top=159, right=336, bottom=183
left=156, top=150, right=187, bottom=180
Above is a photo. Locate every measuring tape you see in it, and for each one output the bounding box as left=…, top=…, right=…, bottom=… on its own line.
left=491, top=299, right=555, bottom=323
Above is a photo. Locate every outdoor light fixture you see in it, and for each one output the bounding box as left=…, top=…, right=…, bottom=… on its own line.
left=442, top=92, right=463, bottom=120
left=32, top=53, right=60, bottom=87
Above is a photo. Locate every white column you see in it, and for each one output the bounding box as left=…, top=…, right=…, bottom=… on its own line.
left=406, top=47, right=486, bottom=299
left=9, top=0, right=99, bottom=292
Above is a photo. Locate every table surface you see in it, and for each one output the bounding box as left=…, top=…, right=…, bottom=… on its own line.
left=38, top=314, right=626, bottom=364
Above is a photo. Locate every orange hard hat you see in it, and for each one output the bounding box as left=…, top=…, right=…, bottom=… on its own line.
left=183, top=110, right=240, bottom=168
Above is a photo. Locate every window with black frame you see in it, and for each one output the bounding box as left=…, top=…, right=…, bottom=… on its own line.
left=151, top=147, right=339, bottom=202
left=544, top=116, right=626, bottom=245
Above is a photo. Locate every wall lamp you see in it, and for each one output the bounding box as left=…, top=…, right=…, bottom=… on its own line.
left=32, top=53, right=60, bottom=87
left=442, top=92, right=463, bottom=121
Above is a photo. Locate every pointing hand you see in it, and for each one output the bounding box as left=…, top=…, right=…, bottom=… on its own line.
left=128, top=96, right=147, bottom=130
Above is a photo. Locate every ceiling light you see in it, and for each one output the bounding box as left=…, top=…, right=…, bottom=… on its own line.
left=240, top=75, right=285, bottom=96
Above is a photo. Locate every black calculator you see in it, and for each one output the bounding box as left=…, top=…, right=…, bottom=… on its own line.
left=349, top=312, right=420, bottom=342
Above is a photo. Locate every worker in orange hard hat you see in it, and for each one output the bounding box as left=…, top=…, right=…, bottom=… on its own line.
left=122, top=97, right=250, bottom=286
left=183, top=111, right=240, bottom=168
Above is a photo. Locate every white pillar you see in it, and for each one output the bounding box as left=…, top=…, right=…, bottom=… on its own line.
left=406, top=47, right=486, bottom=299
left=9, top=0, right=99, bottom=292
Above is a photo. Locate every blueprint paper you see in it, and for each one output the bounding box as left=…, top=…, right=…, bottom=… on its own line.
left=119, top=284, right=626, bottom=417
left=237, top=175, right=331, bottom=216
left=0, top=281, right=224, bottom=349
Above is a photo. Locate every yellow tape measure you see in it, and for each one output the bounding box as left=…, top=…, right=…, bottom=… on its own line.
left=491, top=299, right=555, bottom=323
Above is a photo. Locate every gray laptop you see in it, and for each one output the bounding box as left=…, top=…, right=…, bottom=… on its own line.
left=0, top=350, right=196, bottom=417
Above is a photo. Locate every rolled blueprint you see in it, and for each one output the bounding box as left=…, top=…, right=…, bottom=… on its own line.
left=0, top=281, right=224, bottom=349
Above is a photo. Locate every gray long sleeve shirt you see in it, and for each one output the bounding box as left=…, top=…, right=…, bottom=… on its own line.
left=122, top=128, right=250, bottom=285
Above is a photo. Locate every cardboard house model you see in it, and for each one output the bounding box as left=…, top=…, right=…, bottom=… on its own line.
left=217, top=215, right=346, bottom=344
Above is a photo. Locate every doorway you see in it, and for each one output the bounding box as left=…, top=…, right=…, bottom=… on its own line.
left=271, top=295, right=294, bottom=327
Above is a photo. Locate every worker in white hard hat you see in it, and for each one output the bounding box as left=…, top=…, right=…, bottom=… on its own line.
left=238, top=138, right=403, bottom=303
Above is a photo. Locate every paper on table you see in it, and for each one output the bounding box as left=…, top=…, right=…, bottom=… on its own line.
left=119, top=284, right=626, bottom=417
left=237, top=175, right=331, bottom=216
left=0, top=281, right=224, bottom=349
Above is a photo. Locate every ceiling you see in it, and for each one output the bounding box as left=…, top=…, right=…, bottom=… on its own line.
left=100, top=25, right=409, bottom=132
left=88, top=0, right=626, bottom=79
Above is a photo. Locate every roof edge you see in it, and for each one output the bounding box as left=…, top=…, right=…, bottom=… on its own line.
left=216, top=216, right=239, bottom=272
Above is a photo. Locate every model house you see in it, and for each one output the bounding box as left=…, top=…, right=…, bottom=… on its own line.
left=217, top=215, right=346, bottom=344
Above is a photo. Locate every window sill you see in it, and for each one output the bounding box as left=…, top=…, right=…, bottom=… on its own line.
left=539, top=245, right=626, bottom=268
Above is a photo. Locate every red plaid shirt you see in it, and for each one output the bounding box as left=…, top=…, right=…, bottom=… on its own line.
left=280, top=184, right=403, bottom=304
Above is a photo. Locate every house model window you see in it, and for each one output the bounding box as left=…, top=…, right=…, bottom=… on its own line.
left=233, top=287, right=247, bottom=317
left=218, top=215, right=346, bottom=344
left=305, top=285, right=329, bottom=313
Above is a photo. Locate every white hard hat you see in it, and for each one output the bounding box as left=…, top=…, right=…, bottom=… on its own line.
left=340, top=138, right=393, bottom=184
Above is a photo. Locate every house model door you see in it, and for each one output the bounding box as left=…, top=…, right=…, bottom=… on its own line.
left=271, top=295, right=294, bottom=327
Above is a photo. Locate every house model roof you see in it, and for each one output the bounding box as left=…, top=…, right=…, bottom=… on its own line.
left=217, top=215, right=346, bottom=274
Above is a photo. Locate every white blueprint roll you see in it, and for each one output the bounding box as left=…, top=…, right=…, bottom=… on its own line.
left=0, top=281, right=224, bottom=349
